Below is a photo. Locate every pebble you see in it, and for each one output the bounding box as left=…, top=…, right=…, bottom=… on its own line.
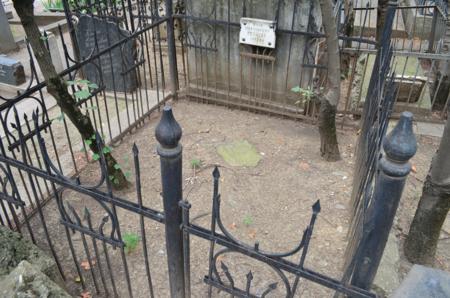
left=335, top=203, right=346, bottom=210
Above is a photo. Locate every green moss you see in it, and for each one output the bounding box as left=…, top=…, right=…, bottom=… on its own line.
left=217, top=140, right=261, bottom=167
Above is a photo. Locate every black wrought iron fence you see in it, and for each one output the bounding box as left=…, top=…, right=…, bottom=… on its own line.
left=0, top=0, right=421, bottom=296
left=341, top=1, right=418, bottom=293
left=0, top=0, right=180, bottom=226
left=0, top=104, right=380, bottom=297
left=341, top=0, right=450, bottom=124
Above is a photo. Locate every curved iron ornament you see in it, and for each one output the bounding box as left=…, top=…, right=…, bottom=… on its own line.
left=180, top=166, right=377, bottom=298
left=0, top=163, right=25, bottom=207
left=30, top=111, right=123, bottom=248
left=206, top=166, right=319, bottom=297
left=210, top=248, right=290, bottom=297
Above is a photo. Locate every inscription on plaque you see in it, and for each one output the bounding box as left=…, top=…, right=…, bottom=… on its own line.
left=239, top=18, right=276, bottom=48
left=76, top=15, right=138, bottom=93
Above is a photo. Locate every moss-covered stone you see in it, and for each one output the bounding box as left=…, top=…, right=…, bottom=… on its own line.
left=0, top=226, right=62, bottom=286
left=217, top=140, right=262, bottom=167
left=0, top=260, right=72, bottom=298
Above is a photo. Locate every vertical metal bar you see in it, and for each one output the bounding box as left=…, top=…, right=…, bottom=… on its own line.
left=428, top=6, right=438, bottom=52
left=165, top=0, right=180, bottom=98
left=133, top=144, right=155, bottom=298
left=180, top=200, right=191, bottom=298
left=155, top=106, right=185, bottom=298
left=85, top=209, right=110, bottom=296
left=207, top=167, right=220, bottom=297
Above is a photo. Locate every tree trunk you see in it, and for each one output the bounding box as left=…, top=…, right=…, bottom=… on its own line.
left=13, top=0, right=128, bottom=189
left=318, top=98, right=340, bottom=161
left=318, top=0, right=341, bottom=161
left=376, top=0, right=389, bottom=45
left=404, top=115, right=450, bottom=265
left=341, top=0, right=355, bottom=77
left=432, top=58, right=450, bottom=112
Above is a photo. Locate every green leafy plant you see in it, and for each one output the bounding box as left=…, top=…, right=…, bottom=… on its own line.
left=67, top=79, right=98, bottom=103
left=243, top=215, right=253, bottom=227
left=122, top=232, right=140, bottom=254
left=42, top=0, right=64, bottom=11
left=291, top=86, right=316, bottom=106
left=190, top=158, right=202, bottom=169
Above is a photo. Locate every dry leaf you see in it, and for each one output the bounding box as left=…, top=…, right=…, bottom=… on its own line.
left=80, top=259, right=96, bottom=270
left=216, top=254, right=225, bottom=264
left=299, top=161, right=310, bottom=171
left=411, top=164, right=417, bottom=173
left=74, top=276, right=81, bottom=283
left=80, top=291, right=91, bottom=298
left=248, top=229, right=257, bottom=239
left=229, top=222, right=237, bottom=230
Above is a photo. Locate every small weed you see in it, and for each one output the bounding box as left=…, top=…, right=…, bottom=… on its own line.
left=243, top=215, right=253, bottom=226
left=123, top=232, right=140, bottom=254
left=190, top=158, right=202, bottom=169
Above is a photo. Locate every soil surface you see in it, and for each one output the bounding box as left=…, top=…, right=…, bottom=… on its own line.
left=26, top=100, right=448, bottom=297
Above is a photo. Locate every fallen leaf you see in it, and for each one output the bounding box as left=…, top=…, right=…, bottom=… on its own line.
left=248, top=229, right=257, bottom=239
left=80, top=291, right=91, bottom=298
left=229, top=222, right=237, bottom=230
left=74, top=276, right=81, bottom=283
left=411, top=164, right=417, bottom=173
left=299, top=161, right=310, bottom=171
left=80, top=259, right=96, bottom=270
left=216, top=254, right=225, bottom=264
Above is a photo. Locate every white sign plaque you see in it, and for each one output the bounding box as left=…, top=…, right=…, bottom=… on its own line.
left=239, top=18, right=276, bottom=48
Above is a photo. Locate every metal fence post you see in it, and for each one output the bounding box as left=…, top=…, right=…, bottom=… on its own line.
left=427, top=6, right=438, bottom=53
left=156, top=106, right=185, bottom=298
left=165, top=0, right=179, bottom=98
left=350, top=111, right=417, bottom=291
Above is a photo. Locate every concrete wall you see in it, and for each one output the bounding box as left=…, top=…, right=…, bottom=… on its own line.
left=185, top=0, right=321, bottom=103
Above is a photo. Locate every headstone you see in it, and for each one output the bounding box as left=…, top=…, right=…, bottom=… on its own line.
left=391, top=264, right=450, bottom=298
left=76, top=15, right=138, bottom=93
left=46, top=32, right=65, bottom=74
left=0, top=1, right=17, bottom=52
left=1, top=0, right=12, bottom=19
left=0, top=56, right=25, bottom=85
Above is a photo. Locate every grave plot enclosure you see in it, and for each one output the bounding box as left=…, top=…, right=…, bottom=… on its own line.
left=180, top=0, right=326, bottom=120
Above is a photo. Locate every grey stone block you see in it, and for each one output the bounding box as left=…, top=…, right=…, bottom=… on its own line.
left=0, top=56, right=26, bottom=86
left=391, top=264, right=450, bottom=298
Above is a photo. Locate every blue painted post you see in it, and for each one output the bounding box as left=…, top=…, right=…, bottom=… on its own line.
left=155, top=106, right=185, bottom=298
left=351, top=112, right=417, bottom=291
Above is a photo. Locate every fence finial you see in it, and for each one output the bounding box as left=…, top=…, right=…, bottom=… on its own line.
left=155, top=106, right=182, bottom=149
left=382, top=111, right=417, bottom=175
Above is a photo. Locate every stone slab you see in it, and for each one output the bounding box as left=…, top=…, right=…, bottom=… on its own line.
left=416, top=122, right=445, bottom=138
left=76, top=15, right=138, bottom=93
left=217, top=140, right=262, bottom=167
left=391, top=264, right=450, bottom=298
left=0, top=56, right=26, bottom=86
left=374, top=232, right=401, bottom=295
left=0, top=1, right=17, bottom=52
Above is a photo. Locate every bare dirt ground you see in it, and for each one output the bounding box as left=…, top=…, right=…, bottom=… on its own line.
left=27, top=100, right=448, bottom=297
